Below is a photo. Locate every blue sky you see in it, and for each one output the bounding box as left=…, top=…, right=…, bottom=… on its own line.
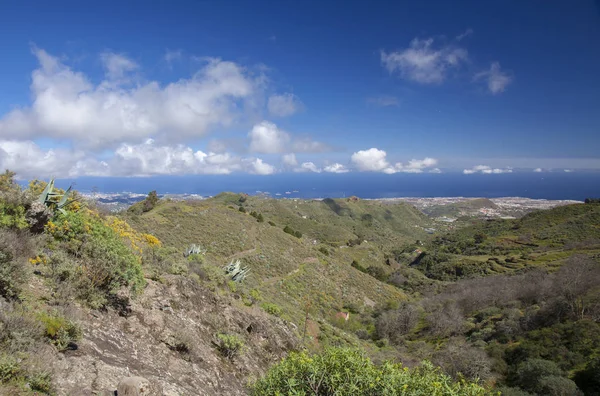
left=0, top=0, right=599, bottom=178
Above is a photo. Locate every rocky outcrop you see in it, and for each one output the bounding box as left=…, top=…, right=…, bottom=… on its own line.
left=52, top=275, right=299, bottom=395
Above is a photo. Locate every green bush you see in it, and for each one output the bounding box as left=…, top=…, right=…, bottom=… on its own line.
left=0, top=354, right=21, bottom=383
left=510, top=359, right=564, bottom=394
left=38, top=312, right=82, bottom=352
left=250, top=348, right=491, bottom=395
left=47, top=210, right=145, bottom=307
left=573, top=357, right=600, bottom=396
left=239, top=206, right=247, bottom=213
left=28, top=371, right=54, bottom=394
left=318, top=246, right=330, bottom=256
left=261, top=302, right=283, bottom=317
left=351, top=260, right=367, bottom=273
left=216, top=333, right=244, bottom=359
left=294, top=230, right=302, bottom=238
left=268, top=221, right=276, bottom=226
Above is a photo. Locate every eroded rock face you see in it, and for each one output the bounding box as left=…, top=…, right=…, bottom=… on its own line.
left=52, top=276, right=299, bottom=395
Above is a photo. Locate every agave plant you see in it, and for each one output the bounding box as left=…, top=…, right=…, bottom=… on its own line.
left=184, top=244, right=207, bottom=257
left=223, top=259, right=250, bottom=283
left=38, top=178, right=73, bottom=215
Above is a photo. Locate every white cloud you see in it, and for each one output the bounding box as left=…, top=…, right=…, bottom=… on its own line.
left=0, top=140, right=86, bottom=179
left=463, top=165, right=513, bottom=174
left=100, top=52, right=139, bottom=81
left=247, top=158, right=276, bottom=175
left=0, top=139, right=283, bottom=178
left=564, top=169, right=573, bottom=173
left=295, top=162, right=321, bottom=173
left=248, top=121, right=329, bottom=154
left=248, top=121, right=291, bottom=154
left=429, top=168, right=442, bottom=174
left=351, top=148, right=438, bottom=174
left=367, top=95, right=400, bottom=107
left=282, top=153, right=298, bottom=166
left=0, top=48, right=261, bottom=149
left=474, top=62, right=512, bottom=94
left=291, top=137, right=330, bottom=153
left=533, top=168, right=543, bottom=173
left=324, top=163, right=349, bottom=173
left=381, top=37, right=468, bottom=84
left=164, top=49, right=183, bottom=65
left=351, top=148, right=392, bottom=172
left=456, top=29, right=473, bottom=41
left=267, top=93, right=303, bottom=117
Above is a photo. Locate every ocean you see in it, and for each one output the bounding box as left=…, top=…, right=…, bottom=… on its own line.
left=56, top=172, right=600, bottom=201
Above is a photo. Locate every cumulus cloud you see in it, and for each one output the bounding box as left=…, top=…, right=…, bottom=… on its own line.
left=295, top=162, right=321, bottom=173
left=281, top=153, right=298, bottom=166
left=247, top=158, right=276, bottom=175
left=0, top=139, right=282, bottom=178
left=324, top=163, right=349, bottom=173
left=366, top=95, right=400, bottom=107
left=0, top=47, right=261, bottom=149
left=463, top=165, right=513, bottom=174
left=351, top=148, right=391, bottom=172
left=381, top=37, right=468, bottom=84
left=474, top=62, right=512, bottom=94
left=267, top=93, right=303, bottom=117
left=248, top=121, right=328, bottom=154
left=351, top=148, right=438, bottom=174
left=100, top=52, right=138, bottom=80
left=248, top=121, right=291, bottom=154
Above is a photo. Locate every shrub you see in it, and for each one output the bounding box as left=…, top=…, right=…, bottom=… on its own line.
left=574, top=357, right=600, bottom=395
left=256, top=213, right=264, bottom=222
left=536, top=375, right=580, bottom=396
left=351, top=260, right=367, bottom=273
left=0, top=230, right=35, bottom=300
left=46, top=210, right=145, bottom=307
left=318, top=246, right=330, bottom=256
left=38, top=312, right=82, bottom=352
left=510, top=358, right=564, bottom=394
left=366, top=266, right=388, bottom=282
left=0, top=354, right=21, bottom=383
left=239, top=206, right=246, bottom=213
left=250, top=348, right=491, bottom=395
left=261, top=302, right=283, bottom=317
left=28, top=371, right=54, bottom=394
left=376, top=302, right=419, bottom=342
left=283, top=225, right=294, bottom=235
left=268, top=221, right=276, bottom=226
left=216, top=333, right=244, bottom=359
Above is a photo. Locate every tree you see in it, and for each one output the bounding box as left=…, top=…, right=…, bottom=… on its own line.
left=143, top=190, right=159, bottom=212
left=0, top=170, right=16, bottom=192
left=376, top=302, right=419, bottom=343
left=511, top=359, right=564, bottom=394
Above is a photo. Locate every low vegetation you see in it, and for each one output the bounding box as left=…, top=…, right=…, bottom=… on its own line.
left=1, top=171, right=599, bottom=395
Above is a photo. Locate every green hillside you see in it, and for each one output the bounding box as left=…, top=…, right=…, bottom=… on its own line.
left=2, top=173, right=599, bottom=395
left=414, top=203, right=600, bottom=280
